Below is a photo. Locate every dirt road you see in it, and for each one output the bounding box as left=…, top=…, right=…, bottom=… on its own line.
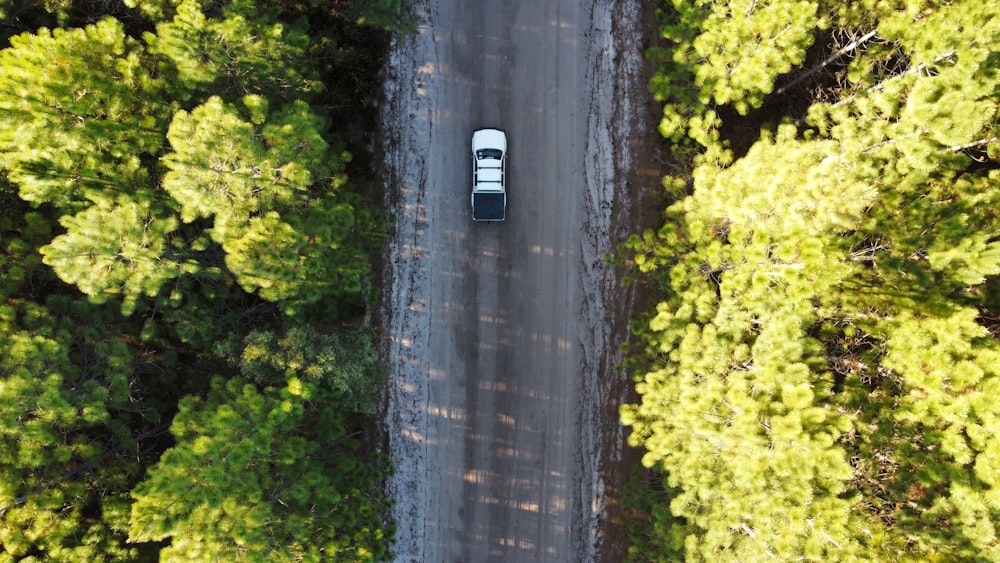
left=379, top=1, right=646, bottom=561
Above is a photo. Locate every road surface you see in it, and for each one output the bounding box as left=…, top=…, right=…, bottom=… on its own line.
left=379, top=1, right=645, bottom=561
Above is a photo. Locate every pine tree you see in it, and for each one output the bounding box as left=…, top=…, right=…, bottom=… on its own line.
left=39, top=198, right=194, bottom=316
left=143, top=0, right=317, bottom=105
left=626, top=0, right=1000, bottom=558
left=162, top=95, right=378, bottom=312
left=129, top=376, right=390, bottom=562
left=0, top=299, right=139, bottom=561
left=649, top=0, right=818, bottom=157
left=217, top=324, right=384, bottom=414
left=0, top=1, right=398, bottom=559
left=0, top=17, right=167, bottom=211
left=623, top=127, right=880, bottom=560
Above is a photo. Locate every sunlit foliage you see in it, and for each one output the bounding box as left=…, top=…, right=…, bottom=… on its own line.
left=626, top=0, right=1000, bottom=560
left=0, top=0, right=406, bottom=559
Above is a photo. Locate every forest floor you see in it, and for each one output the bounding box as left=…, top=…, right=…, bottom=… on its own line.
left=590, top=0, right=670, bottom=558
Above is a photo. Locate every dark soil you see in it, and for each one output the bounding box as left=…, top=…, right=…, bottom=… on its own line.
left=596, top=1, right=672, bottom=562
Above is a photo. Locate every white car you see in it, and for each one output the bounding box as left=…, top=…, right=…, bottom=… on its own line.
left=471, top=128, right=507, bottom=221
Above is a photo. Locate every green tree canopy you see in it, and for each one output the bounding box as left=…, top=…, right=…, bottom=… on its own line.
left=0, top=17, right=167, bottom=210
left=0, top=299, right=139, bottom=561
left=143, top=0, right=318, bottom=105
left=649, top=0, right=818, bottom=158
left=39, top=198, right=195, bottom=316
left=162, top=96, right=331, bottom=225
left=626, top=0, right=1000, bottom=559
left=0, top=0, right=397, bottom=559
left=162, top=95, right=379, bottom=311
left=129, top=375, right=389, bottom=562
left=217, top=324, right=384, bottom=414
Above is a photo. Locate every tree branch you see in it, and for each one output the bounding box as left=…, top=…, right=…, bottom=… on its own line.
left=776, top=29, right=879, bottom=95
left=949, top=137, right=997, bottom=153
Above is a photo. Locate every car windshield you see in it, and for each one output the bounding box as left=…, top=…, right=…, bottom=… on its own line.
left=476, top=148, right=503, bottom=160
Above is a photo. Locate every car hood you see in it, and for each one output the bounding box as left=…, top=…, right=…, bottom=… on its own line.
left=472, top=128, right=507, bottom=153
